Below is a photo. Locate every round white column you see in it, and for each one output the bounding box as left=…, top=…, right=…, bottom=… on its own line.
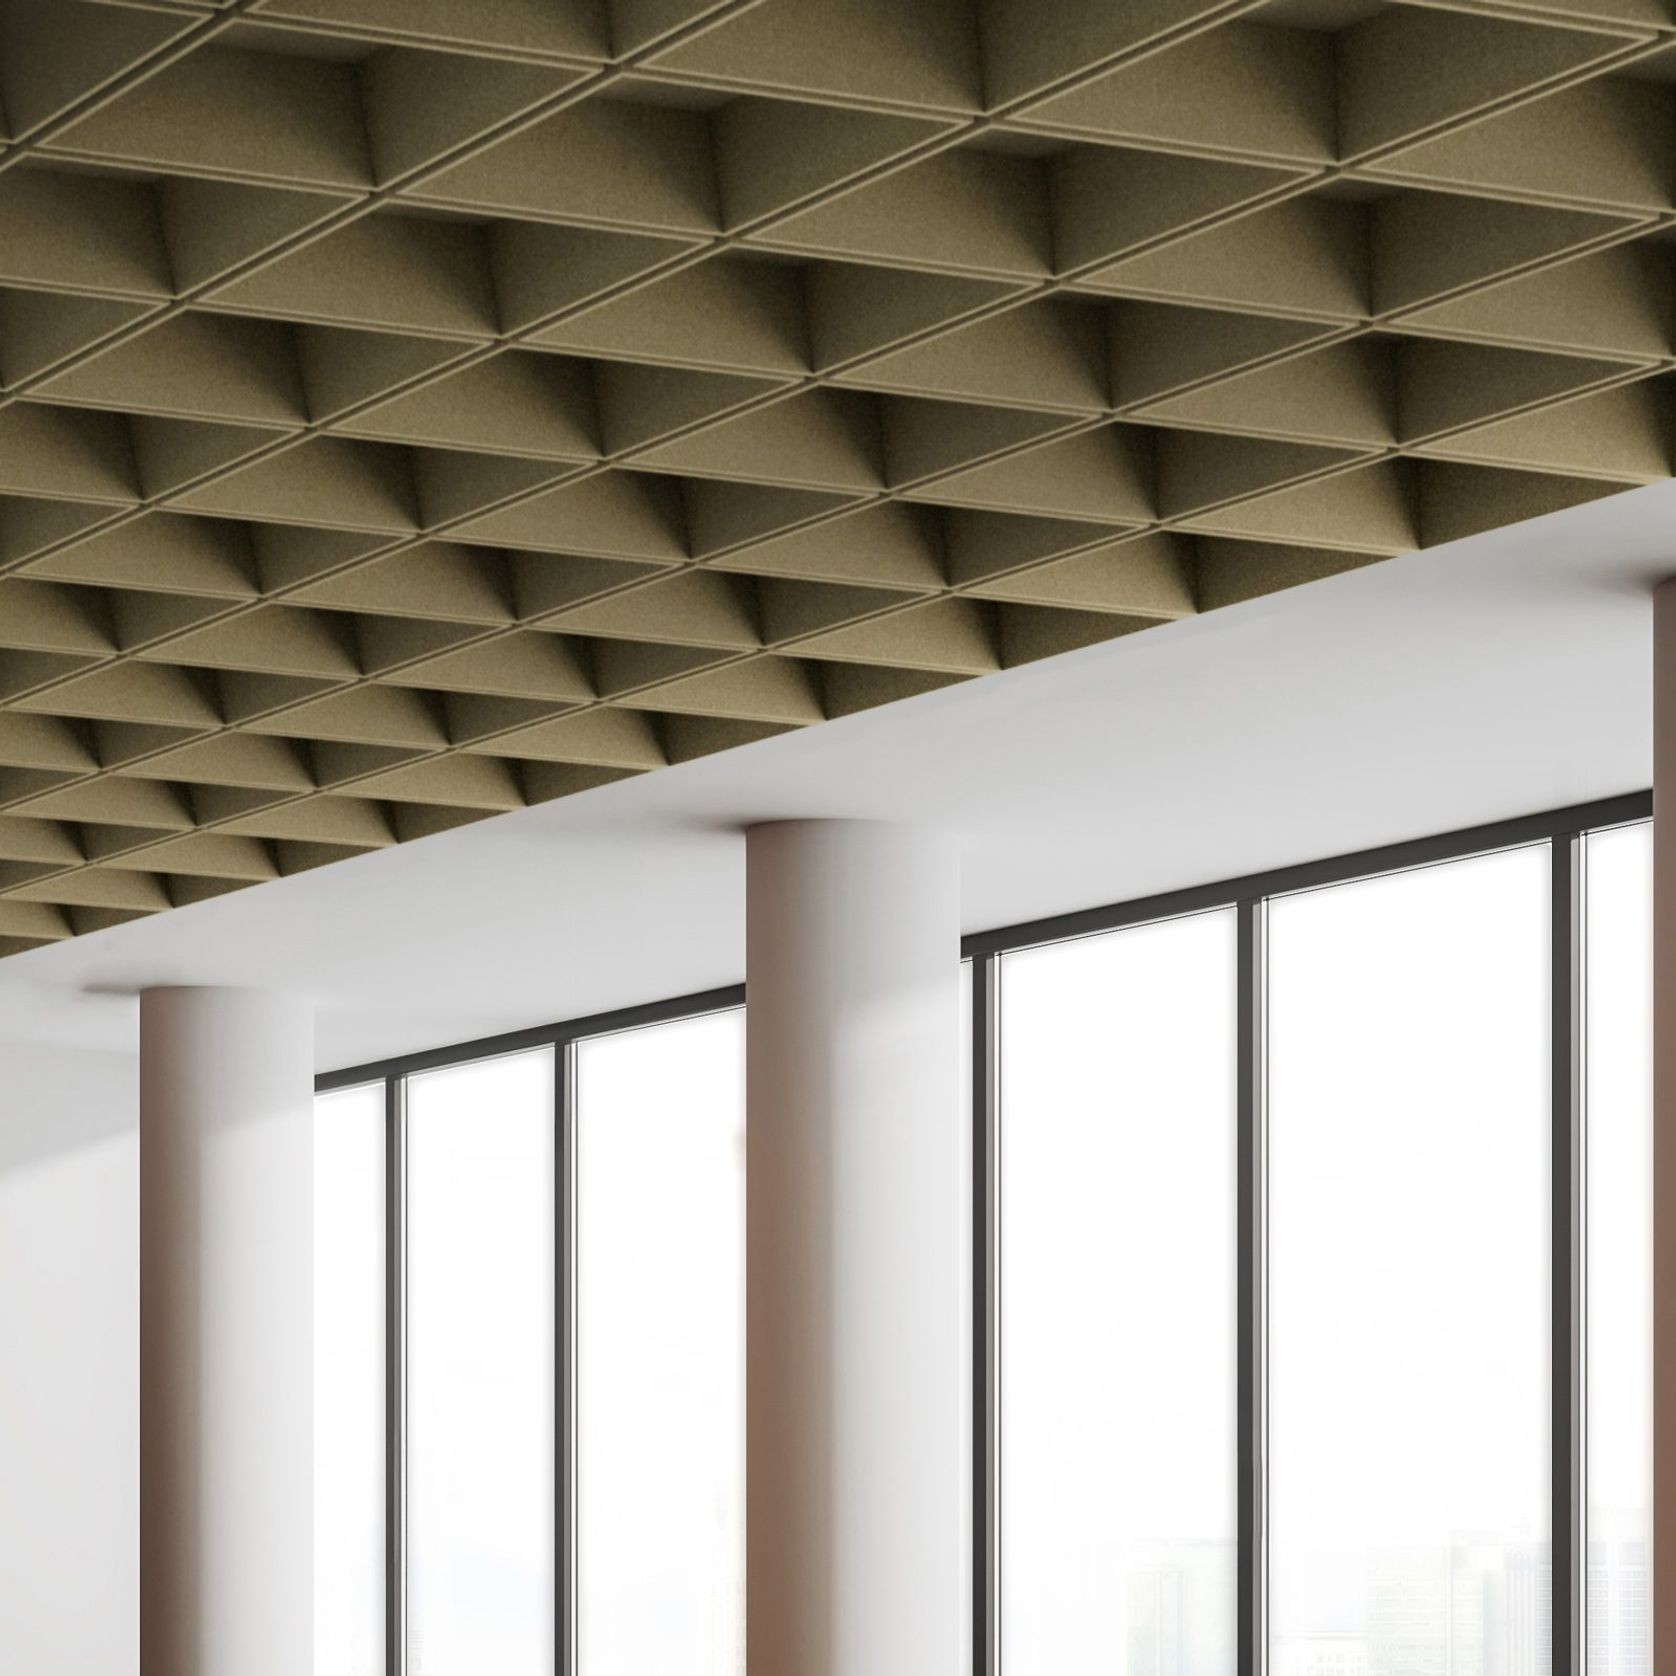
left=746, top=820, right=968, bottom=1676
left=140, top=987, right=315, bottom=1676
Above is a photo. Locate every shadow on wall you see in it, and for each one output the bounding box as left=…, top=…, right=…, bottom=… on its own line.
left=0, top=1041, right=137, bottom=1173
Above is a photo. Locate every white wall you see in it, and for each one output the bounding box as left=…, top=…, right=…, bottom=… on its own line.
left=0, top=1042, right=138, bottom=1675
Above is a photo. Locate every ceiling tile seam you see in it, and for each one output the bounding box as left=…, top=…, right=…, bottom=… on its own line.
left=0, top=0, right=264, bottom=153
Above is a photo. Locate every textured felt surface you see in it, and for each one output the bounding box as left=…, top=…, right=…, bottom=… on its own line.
left=0, top=0, right=1669, bottom=955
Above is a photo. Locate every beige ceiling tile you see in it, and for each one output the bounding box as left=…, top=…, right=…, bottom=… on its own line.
left=0, top=287, right=157, bottom=388
left=210, top=214, right=500, bottom=339
left=243, top=683, right=448, bottom=748
left=967, top=531, right=1197, bottom=617
left=1399, top=244, right=1676, bottom=360
left=1412, top=378, right=1673, bottom=483
left=911, top=424, right=1154, bottom=523
left=350, top=753, right=525, bottom=810
left=412, top=96, right=720, bottom=234
left=635, top=390, right=886, bottom=493
left=172, top=437, right=421, bottom=533
left=0, top=712, right=98, bottom=771
left=15, top=774, right=196, bottom=831
left=387, top=630, right=595, bottom=702
left=1416, top=459, right=1627, bottom=547
left=10, top=864, right=173, bottom=911
left=37, top=313, right=310, bottom=427
left=113, top=830, right=277, bottom=880
left=1373, top=190, right=1641, bottom=316
left=289, top=544, right=515, bottom=623
left=22, top=513, right=260, bottom=597
left=625, top=653, right=824, bottom=723
left=335, top=353, right=600, bottom=460
left=544, top=569, right=760, bottom=647
left=1051, top=145, right=1307, bottom=277
left=453, top=470, right=687, bottom=559
left=1193, top=536, right=1383, bottom=612
left=806, top=262, right=1024, bottom=371
left=792, top=595, right=999, bottom=675
left=1364, top=76, right=1674, bottom=215
left=0, top=813, right=82, bottom=864
left=840, top=301, right=1111, bottom=414
left=357, top=48, right=583, bottom=186
left=249, top=0, right=613, bottom=62
left=532, top=257, right=810, bottom=375
left=1112, top=300, right=1341, bottom=408
left=0, top=0, right=1672, bottom=951
left=709, top=500, right=945, bottom=588
left=645, top=0, right=984, bottom=114
left=0, top=167, right=173, bottom=300
left=1085, top=197, right=1371, bottom=322
left=48, top=44, right=374, bottom=189
left=715, top=98, right=953, bottom=230
left=980, top=0, right=1242, bottom=109
left=1182, top=459, right=1420, bottom=555
left=219, top=793, right=396, bottom=848
left=758, top=151, right=1054, bottom=280
left=1018, top=21, right=1336, bottom=166
left=15, top=660, right=221, bottom=727
left=471, top=704, right=667, bottom=768
left=1335, top=6, right=1634, bottom=163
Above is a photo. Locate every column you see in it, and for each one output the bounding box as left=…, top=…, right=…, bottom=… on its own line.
left=1654, top=584, right=1676, bottom=1673
left=140, top=987, right=315, bottom=1676
left=746, top=820, right=968, bottom=1676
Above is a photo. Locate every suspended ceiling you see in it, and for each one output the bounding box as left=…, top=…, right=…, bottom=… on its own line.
left=0, top=0, right=1672, bottom=959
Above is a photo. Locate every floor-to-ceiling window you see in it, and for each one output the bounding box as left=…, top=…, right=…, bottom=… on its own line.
left=406, top=1049, right=556, bottom=1676
left=316, top=800, right=1653, bottom=1676
left=574, top=1010, right=746, bottom=1676
left=998, top=910, right=1238, bottom=1676
left=1267, top=847, right=1552, bottom=1676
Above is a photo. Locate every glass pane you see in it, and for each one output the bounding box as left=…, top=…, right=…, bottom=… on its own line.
left=1268, top=847, right=1550, bottom=1676
left=575, top=1011, right=745, bottom=1676
left=314, top=1082, right=386, bottom=1676
left=1000, top=909, right=1238, bottom=1676
left=407, top=1049, right=555, bottom=1676
left=1585, top=823, right=1652, bottom=1676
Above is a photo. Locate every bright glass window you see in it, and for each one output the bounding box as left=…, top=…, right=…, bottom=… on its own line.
left=999, top=909, right=1238, bottom=1676
left=406, top=1049, right=556, bottom=1676
left=574, top=1010, right=746, bottom=1676
left=1267, top=847, right=1551, bottom=1676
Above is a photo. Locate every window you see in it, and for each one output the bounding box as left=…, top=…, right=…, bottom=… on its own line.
left=1584, top=825, right=1652, bottom=1676
left=999, top=910, right=1238, bottom=1676
left=406, top=1049, right=556, bottom=1676
left=574, top=1010, right=746, bottom=1676
left=1267, top=848, right=1551, bottom=1676
left=327, top=799, right=1653, bottom=1676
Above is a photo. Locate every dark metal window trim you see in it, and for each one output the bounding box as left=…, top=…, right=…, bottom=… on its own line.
left=321, top=786, right=1650, bottom=1676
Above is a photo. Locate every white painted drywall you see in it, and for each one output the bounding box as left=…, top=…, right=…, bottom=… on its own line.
left=0, top=1041, right=139, bottom=1675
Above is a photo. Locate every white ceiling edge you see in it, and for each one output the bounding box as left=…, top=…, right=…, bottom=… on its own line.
left=0, top=479, right=1666, bottom=1074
